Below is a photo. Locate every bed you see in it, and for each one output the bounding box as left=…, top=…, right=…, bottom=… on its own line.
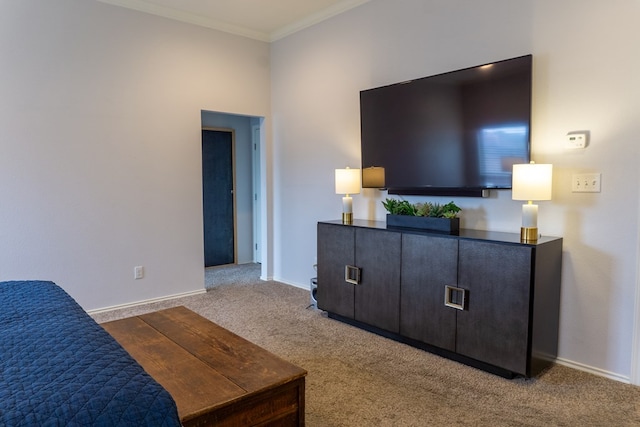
left=0, top=280, right=182, bottom=426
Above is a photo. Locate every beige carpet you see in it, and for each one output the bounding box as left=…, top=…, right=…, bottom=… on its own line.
left=92, top=265, right=640, bottom=426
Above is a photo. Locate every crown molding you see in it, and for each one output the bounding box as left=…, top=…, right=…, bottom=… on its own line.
left=96, top=0, right=271, bottom=41
left=270, top=0, right=370, bottom=42
left=96, top=0, right=370, bottom=43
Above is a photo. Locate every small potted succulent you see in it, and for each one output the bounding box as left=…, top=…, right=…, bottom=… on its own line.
left=382, top=199, right=461, bottom=233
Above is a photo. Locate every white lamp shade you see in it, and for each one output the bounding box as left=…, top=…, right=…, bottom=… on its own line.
left=512, top=162, right=553, bottom=201
left=335, top=168, right=361, bottom=195
left=362, top=166, right=385, bottom=188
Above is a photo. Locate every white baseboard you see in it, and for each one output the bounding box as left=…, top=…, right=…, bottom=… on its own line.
left=273, top=277, right=308, bottom=290
left=89, top=279, right=632, bottom=385
left=275, top=280, right=633, bottom=385
left=554, top=357, right=630, bottom=384
left=87, top=288, right=206, bottom=315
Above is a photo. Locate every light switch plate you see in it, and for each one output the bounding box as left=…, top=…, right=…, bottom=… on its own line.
left=572, top=173, right=601, bottom=193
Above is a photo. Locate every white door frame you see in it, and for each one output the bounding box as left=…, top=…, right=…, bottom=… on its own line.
left=252, top=124, right=262, bottom=264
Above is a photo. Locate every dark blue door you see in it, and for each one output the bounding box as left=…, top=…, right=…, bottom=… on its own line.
left=202, top=129, right=234, bottom=267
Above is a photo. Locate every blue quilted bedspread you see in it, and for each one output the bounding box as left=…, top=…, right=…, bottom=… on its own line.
left=0, top=281, right=182, bottom=427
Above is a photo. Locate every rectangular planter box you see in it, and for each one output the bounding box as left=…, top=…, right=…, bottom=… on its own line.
left=386, top=214, right=460, bottom=234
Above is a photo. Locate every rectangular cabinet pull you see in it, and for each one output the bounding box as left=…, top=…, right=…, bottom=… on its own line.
left=345, top=265, right=361, bottom=285
left=444, top=285, right=467, bottom=310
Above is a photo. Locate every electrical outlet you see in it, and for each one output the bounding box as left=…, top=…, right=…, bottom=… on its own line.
left=134, top=266, right=144, bottom=280
left=572, top=173, right=601, bottom=193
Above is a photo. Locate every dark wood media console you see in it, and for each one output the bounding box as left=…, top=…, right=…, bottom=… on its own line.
left=317, top=219, right=563, bottom=378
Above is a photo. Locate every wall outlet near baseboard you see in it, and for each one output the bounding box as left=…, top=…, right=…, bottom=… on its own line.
left=134, top=266, right=144, bottom=280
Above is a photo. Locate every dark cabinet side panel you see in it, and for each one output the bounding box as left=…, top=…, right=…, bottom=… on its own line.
left=400, top=234, right=458, bottom=351
left=456, top=240, right=532, bottom=375
left=355, top=228, right=401, bottom=333
left=530, top=238, right=563, bottom=375
left=317, top=223, right=355, bottom=319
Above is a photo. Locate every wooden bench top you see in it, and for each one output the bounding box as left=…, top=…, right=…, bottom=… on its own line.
left=102, top=306, right=307, bottom=426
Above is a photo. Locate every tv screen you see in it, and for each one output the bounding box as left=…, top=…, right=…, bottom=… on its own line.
left=360, top=55, right=532, bottom=197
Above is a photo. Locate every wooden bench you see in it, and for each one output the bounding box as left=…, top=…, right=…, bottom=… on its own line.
left=102, top=306, right=306, bottom=426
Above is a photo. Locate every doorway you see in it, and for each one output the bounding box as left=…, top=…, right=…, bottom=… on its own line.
left=202, top=128, right=236, bottom=267
left=201, top=110, right=264, bottom=280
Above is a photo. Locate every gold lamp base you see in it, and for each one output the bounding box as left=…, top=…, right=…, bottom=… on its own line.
left=520, top=227, right=539, bottom=243
left=342, top=212, right=353, bottom=224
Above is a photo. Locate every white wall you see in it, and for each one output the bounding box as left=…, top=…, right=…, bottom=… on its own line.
left=0, top=0, right=270, bottom=310
left=2, top=0, right=638, bottom=382
left=271, top=0, right=640, bottom=380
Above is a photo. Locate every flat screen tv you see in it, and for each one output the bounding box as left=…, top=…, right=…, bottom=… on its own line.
left=360, top=55, right=532, bottom=197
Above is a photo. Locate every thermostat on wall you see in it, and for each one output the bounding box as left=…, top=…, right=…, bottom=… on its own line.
left=566, top=132, right=588, bottom=149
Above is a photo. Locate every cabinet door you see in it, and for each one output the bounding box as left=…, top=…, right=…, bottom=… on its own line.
left=456, top=240, right=532, bottom=375
left=317, top=223, right=355, bottom=319
left=400, top=234, right=458, bottom=351
left=354, top=228, right=401, bottom=333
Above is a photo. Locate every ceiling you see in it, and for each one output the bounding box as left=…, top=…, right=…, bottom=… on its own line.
left=96, top=0, right=371, bottom=42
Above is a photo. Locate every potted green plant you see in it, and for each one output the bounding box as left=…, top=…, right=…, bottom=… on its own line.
left=383, top=199, right=461, bottom=233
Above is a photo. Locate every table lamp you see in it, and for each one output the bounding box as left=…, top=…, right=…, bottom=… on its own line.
left=335, top=167, right=361, bottom=224
left=512, top=161, right=552, bottom=243
left=362, top=166, right=385, bottom=189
